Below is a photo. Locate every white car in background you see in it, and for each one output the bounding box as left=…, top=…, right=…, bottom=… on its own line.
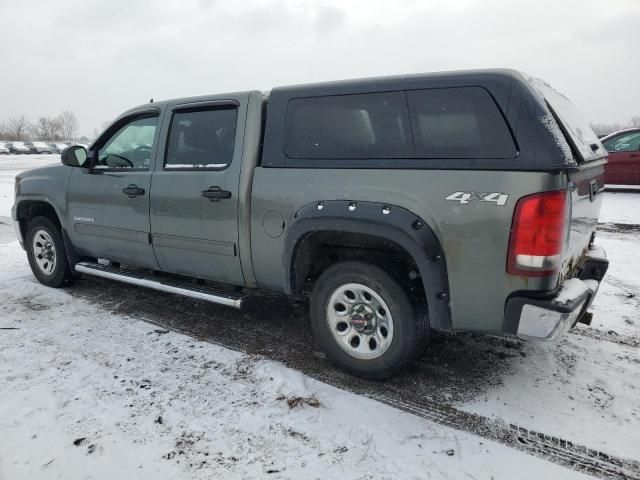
left=7, top=141, right=31, bottom=154
left=0, top=142, right=10, bottom=154
left=48, top=142, right=69, bottom=154
left=24, top=141, right=53, bottom=154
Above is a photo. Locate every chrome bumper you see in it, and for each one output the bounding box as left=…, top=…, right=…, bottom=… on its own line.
left=504, top=244, right=608, bottom=341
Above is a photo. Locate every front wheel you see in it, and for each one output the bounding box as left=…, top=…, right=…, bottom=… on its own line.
left=310, top=261, right=428, bottom=379
left=26, top=216, right=75, bottom=288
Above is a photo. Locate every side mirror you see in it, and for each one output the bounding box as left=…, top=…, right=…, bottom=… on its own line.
left=61, top=145, right=88, bottom=167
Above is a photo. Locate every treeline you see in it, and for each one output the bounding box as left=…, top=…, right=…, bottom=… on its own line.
left=0, top=111, right=81, bottom=141
left=591, top=116, right=640, bottom=137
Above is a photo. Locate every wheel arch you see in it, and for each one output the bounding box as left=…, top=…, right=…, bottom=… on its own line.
left=15, top=199, right=62, bottom=237
left=15, top=198, right=79, bottom=269
left=283, top=200, right=452, bottom=331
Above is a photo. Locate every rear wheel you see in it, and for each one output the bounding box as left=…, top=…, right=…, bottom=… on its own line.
left=26, top=216, right=75, bottom=288
left=310, top=261, right=428, bottom=379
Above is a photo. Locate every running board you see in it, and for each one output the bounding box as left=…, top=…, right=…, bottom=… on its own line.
left=74, top=261, right=244, bottom=309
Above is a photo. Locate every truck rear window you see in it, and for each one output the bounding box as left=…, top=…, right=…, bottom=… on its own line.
left=529, top=78, right=603, bottom=162
left=284, top=88, right=516, bottom=160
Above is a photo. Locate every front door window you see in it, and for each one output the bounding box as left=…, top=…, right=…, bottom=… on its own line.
left=97, top=116, right=159, bottom=169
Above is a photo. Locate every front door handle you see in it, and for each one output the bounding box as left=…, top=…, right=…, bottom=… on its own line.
left=122, top=184, right=145, bottom=198
left=202, top=186, right=232, bottom=202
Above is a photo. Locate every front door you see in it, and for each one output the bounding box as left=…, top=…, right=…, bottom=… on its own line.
left=149, top=97, right=247, bottom=286
left=67, top=111, right=162, bottom=268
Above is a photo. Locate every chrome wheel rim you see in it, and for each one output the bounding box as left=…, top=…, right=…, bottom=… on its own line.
left=326, top=283, right=394, bottom=360
left=32, top=229, right=56, bottom=275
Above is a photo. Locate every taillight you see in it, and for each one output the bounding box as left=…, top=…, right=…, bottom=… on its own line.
left=507, top=189, right=568, bottom=277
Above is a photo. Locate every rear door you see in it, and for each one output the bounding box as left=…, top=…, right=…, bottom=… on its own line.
left=67, top=109, right=162, bottom=268
left=602, top=131, right=640, bottom=185
left=149, top=96, right=247, bottom=286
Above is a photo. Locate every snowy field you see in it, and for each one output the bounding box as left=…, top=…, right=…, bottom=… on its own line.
left=1, top=155, right=639, bottom=479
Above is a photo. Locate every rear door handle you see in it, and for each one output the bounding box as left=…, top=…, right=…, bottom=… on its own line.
left=122, top=184, right=145, bottom=198
left=202, top=186, right=232, bottom=202
left=630, top=153, right=640, bottom=158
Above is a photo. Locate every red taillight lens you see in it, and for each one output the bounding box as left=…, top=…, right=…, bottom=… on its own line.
left=507, top=189, right=568, bottom=277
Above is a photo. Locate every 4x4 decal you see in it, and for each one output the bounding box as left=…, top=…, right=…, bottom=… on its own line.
left=445, top=191, right=509, bottom=206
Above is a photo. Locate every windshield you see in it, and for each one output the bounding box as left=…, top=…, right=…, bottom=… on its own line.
left=528, top=77, right=603, bottom=162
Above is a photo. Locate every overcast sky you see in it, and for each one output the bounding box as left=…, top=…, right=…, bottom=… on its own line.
left=1, top=0, right=638, bottom=137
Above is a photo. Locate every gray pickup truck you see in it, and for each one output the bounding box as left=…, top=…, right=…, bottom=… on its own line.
left=12, top=69, right=608, bottom=379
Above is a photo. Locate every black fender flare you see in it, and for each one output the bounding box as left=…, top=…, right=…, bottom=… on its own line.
left=283, top=200, right=452, bottom=331
left=15, top=197, right=80, bottom=274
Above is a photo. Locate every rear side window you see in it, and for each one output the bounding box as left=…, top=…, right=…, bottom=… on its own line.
left=285, top=91, right=413, bottom=159
left=407, top=87, right=516, bottom=159
left=165, top=107, right=237, bottom=169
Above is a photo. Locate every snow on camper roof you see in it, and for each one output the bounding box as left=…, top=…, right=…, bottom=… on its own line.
left=528, top=77, right=604, bottom=163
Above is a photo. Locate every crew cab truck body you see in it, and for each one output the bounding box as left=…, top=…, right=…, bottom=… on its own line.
left=12, top=69, right=608, bottom=378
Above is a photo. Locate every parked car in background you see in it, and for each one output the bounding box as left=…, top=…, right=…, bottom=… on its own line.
left=24, top=141, right=53, bottom=154
left=601, top=128, right=640, bottom=185
left=0, top=142, right=10, bottom=154
left=7, top=141, right=31, bottom=154
left=48, top=142, right=69, bottom=154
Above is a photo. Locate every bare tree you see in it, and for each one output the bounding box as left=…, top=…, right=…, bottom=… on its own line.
left=630, top=116, right=640, bottom=128
left=59, top=111, right=79, bottom=140
left=50, top=116, right=63, bottom=140
left=0, top=121, right=7, bottom=140
left=591, top=122, right=629, bottom=137
left=7, top=115, right=30, bottom=140
left=35, top=117, right=63, bottom=140
left=93, top=120, right=112, bottom=140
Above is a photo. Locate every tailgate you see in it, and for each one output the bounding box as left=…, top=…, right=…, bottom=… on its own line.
left=564, top=161, right=605, bottom=278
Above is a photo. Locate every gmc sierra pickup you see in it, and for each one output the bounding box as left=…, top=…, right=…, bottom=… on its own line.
left=12, top=69, right=609, bottom=378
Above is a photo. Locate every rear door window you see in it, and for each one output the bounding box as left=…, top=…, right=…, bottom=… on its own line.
left=407, top=87, right=517, bottom=159
left=285, top=91, right=413, bottom=159
left=165, top=107, right=237, bottom=169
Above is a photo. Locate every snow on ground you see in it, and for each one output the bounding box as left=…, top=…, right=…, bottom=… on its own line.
left=599, top=191, right=640, bottom=225
left=0, top=155, right=59, bottom=218
left=0, top=240, right=591, bottom=480
left=588, top=230, right=640, bottom=337
left=460, top=327, right=640, bottom=460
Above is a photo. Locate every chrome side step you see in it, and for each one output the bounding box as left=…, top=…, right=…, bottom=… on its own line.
left=74, top=261, right=244, bottom=309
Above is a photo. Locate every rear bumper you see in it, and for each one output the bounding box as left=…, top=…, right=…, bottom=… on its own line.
left=504, top=244, right=608, bottom=340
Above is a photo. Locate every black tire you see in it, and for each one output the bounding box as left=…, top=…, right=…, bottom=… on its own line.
left=26, top=216, right=75, bottom=288
left=310, top=261, right=429, bottom=380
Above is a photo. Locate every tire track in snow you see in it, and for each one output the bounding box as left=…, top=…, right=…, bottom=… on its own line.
left=64, top=278, right=640, bottom=480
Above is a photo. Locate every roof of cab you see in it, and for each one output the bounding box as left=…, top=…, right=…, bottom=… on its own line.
left=122, top=90, right=256, bottom=117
